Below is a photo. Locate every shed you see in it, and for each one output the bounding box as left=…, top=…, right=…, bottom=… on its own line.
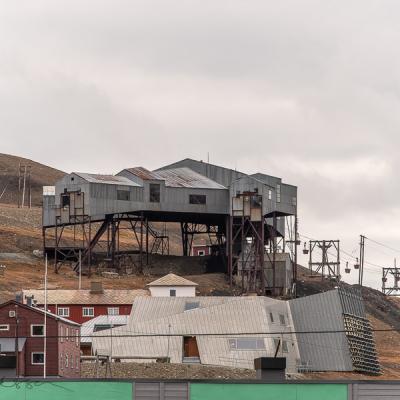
left=147, top=274, right=198, bottom=297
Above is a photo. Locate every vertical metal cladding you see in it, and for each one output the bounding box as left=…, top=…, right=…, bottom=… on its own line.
left=289, top=290, right=354, bottom=372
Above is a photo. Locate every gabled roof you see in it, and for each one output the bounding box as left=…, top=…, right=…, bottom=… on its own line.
left=73, top=172, right=141, bottom=186
left=147, top=273, right=198, bottom=287
left=0, top=300, right=80, bottom=326
left=21, top=289, right=149, bottom=305
left=123, top=167, right=227, bottom=189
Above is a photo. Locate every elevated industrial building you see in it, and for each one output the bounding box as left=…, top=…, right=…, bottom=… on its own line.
left=42, top=158, right=298, bottom=296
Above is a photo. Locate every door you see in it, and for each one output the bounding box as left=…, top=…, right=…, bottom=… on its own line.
left=0, top=355, right=16, bottom=377
left=184, top=336, right=199, bottom=358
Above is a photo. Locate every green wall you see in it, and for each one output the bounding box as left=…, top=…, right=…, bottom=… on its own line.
left=0, top=381, right=132, bottom=400
left=190, top=383, right=348, bottom=400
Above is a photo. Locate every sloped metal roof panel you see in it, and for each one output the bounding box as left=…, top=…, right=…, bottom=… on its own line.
left=124, top=167, right=227, bottom=189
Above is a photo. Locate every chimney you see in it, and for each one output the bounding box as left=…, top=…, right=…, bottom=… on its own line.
left=254, top=357, right=286, bottom=381
left=90, top=281, right=103, bottom=294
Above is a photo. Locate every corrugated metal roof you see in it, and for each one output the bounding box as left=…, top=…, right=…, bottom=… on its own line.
left=92, top=296, right=298, bottom=370
left=124, top=167, right=227, bottom=189
left=22, top=289, right=148, bottom=305
left=81, top=315, right=129, bottom=344
left=147, top=274, right=198, bottom=287
left=73, top=173, right=141, bottom=186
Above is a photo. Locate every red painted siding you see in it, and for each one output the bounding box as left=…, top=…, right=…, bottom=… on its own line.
left=42, top=304, right=132, bottom=324
left=0, top=302, right=80, bottom=377
left=191, top=245, right=211, bottom=256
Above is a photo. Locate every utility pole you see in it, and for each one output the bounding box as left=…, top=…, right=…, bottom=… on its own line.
left=359, top=235, right=365, bottom=286
left=18, top=164, right=32, bottom=208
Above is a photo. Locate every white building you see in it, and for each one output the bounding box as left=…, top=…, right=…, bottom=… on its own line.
left=147, top=273, right=198, bottom=297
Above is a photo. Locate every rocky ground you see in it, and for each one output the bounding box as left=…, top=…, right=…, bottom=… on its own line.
left=81, top=362, right=257, bottom=380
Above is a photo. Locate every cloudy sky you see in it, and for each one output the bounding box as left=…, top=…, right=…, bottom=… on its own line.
left=1, top=1, right=400, bottom=289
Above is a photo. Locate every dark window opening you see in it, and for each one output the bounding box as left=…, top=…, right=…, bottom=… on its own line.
left=61, top=195, right=70, bottom=208
left=251, top=195, right=262, bottom=208
left=185, top=302, right=200, bottom=311
left=170, top=289, right=176, bottom=297
left=149, top=184, right=160, bottom=203
left=31, top=325, right=44, bottom=336
left=117, top=190, right=130, bottom=201
left=32, top=352, right=44, bottom=365
left=189, top=194, right=206, bottom=205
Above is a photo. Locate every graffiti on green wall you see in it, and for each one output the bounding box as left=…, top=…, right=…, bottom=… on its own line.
left=0, top=381, right=132, bottom=400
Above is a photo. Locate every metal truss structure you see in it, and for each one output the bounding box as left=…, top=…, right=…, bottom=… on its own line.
left=308, top=240, right=340, bottom=280
left=382, top=267, right=400, bottom=296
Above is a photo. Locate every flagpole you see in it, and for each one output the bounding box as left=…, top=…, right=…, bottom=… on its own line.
left=44, top=254, right=48, bottom=379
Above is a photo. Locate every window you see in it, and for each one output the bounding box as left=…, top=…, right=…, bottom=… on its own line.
left=58, top=307, right=70, bottom=317
left=31, top=324, right=45, bottom=337
left=269, top=313, right=274, bottom=323
left=189, top=194, right=206, bottom=205
left=149, top=184, right=160, bottom=202
left=71, top=355, right=74, bottom=369
left=0, top=324, right=9, bottom=331
left=65, top=354, right=69, bottom=368
left=107, top=307, right=119, bottom=316
left=273, top=338, right=280, bottom=350
left=60, top=353, right=63, bottom=370
left=31, top=352, right=44, bottom=365
left=83, top=307, right=94, bottom=317
left=60, top=326, right=64, bottom=342
left=198, top=250, right=205, bottom=256
left=292, top=197, right=297, bottom=206
left=76, top=356, right=79, bottom=370
left=170, top=289, right=176, bottom=297
left=282, top=340, right=289, bottom=353
left=117, top=190, right=130, bottom=201
left=184, top=302, right=200, bottom=311
left=228, top=338, right=265, bottom=350
left=250, top=195, right=262, bottom=208
left=76, top=330, right=79, bottom=346
left=61, top=194, right=70, bottom=208
left=268, top=190, right=272, bottom=200
left=279, top=314, right=286, bottom=325
left=66, top=327, right=69, bottom=340
left=276, top=184, right=281, bottom=203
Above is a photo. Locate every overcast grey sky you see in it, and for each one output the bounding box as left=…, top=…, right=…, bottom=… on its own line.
left=1, top=1, right=400, bottom=289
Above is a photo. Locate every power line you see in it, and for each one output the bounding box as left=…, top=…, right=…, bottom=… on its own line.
left=365, top=236, right=400, bottom=256
left=3, top=326, right=400, bottom=340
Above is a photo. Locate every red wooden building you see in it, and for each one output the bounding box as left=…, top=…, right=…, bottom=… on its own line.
left=0, top=300, right=80, bottom=378
left=21, top=283, right=148, bottom=324
left=191, top=244, right=211, bottom=256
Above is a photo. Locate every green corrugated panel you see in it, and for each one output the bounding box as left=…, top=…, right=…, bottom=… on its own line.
left=190, top=383, right=348, bottom=400
left=0, top=382, right=133, bottom=400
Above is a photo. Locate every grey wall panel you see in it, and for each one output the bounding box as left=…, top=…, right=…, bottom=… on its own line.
left=352, top=383, right=400, bottom=400
left=134, top=382, right=188, bottom=400
left=289, top=290, right=353, bottom=372
left=135, top=382, right=160, bottom=400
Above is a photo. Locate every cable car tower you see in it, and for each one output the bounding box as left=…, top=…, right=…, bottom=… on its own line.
left=308, top=239, right=341, bottom=280
left=382, top=259, right=400, bottom=296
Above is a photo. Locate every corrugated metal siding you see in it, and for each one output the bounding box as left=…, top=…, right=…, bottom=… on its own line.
left=352, top=383, right=400, bottom=400
left=134, top=382, right=188, bottom=400
left=289, top=290, right=353, bottom=372
left=92, top=297, right=300, bottom=372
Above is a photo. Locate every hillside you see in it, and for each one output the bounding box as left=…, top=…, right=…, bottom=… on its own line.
left=0, top=153, right=65, bottom=207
